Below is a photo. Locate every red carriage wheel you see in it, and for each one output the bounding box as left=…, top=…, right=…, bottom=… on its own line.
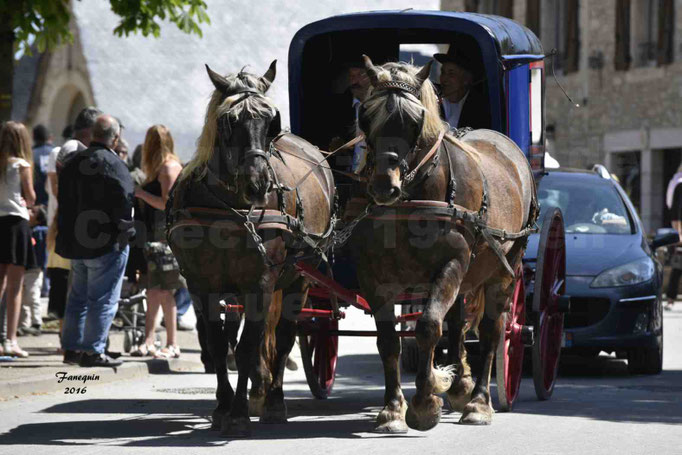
left=532, top=207, right=566, bottom=401
left=496, top=264, right=526, bottom=411
left=298, top=318, right=338, bottom=399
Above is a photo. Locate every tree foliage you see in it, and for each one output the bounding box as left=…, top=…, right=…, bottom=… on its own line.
left=3, top=0, right=210, bottom=56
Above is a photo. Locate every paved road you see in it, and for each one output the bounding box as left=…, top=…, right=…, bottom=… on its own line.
left=1, top=306, right=681, bottom=454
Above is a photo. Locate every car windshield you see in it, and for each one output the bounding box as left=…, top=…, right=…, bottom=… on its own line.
left=537, top=173, right=634, bottom=235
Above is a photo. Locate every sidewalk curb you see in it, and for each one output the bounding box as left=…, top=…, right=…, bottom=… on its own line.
left=0, top=358, right=204, bottom=400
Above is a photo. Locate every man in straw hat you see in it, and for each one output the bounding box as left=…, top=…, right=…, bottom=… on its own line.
left=434, top=44, right=491, bottom=130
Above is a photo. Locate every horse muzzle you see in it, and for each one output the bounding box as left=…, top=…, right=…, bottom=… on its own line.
left=369, top=180, right=402, bottom=206
left=369, top=166, right=403, bottom=206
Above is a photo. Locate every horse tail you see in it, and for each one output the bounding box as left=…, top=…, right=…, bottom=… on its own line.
left=264, top=290, right=282, bottom=373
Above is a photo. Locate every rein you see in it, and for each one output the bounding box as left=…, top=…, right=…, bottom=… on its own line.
left=272, top=135, right=368, bottom=184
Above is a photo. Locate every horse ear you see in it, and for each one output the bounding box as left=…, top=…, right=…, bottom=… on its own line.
left=260, top=60, right=277, bottom=92
left=415, top=60, right=433, bottom=86
left=206, top=64, right=230, bottom=93
left=362, top=54, right=380, bottom=86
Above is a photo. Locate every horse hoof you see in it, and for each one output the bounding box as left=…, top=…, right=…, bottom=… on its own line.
left=220, top=416, right=252, bottom=438
left=446, top=376, right=475, bottom=412
left=405, top=395, right=442, bottom=432
left=211, top=408, right=227, bottom=431
left=248, top=396, right=265, bottom=417
left=260, top=402, right=288, bottom=424
left=375, top=398, right=408, bottom=433
left=446, top=393, right=470, bottom=413
left=374, top=419, right=408, bottom=434
left=459, top=401, right=493, bottom=426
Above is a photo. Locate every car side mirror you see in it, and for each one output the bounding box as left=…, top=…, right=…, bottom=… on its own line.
left=650, top=232, right=679, bottom=250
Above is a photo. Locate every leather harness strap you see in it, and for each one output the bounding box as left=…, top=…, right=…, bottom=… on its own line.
left=364, top=135, right=538, bottom=277
left=403, top=129, right=446, bottom=186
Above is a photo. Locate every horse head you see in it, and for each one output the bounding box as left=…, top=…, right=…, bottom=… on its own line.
left=359, top=56, right=442, bottom=206
left=201, top=61, right=281, bottom=206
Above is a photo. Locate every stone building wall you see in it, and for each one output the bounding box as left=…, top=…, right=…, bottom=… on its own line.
left=16, top=17, right=95, bottom=142
left=441, top=0, right=682, bottom=232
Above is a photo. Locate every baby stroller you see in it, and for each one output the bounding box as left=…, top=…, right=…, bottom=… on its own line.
left=117, top=285, right=147, bottom=354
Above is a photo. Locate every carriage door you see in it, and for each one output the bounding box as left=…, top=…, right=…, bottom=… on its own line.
left=506, top=60, right=545, bottom=169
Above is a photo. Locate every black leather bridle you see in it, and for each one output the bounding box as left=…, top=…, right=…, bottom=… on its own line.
left=215, top=89, right=282, bottom=192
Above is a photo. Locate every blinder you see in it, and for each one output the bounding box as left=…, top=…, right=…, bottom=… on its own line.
left=267, top=108, right=282, bottom=139
left=217, top=91, right=281, bottom=158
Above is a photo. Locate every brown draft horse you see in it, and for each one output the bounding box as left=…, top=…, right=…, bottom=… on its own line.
left=166, top=62, right=335, bottom=437
left=350, top=56, right=536, bottom=432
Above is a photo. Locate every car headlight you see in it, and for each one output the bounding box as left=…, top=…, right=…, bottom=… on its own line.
left=590, top=257, right=655, bottom=288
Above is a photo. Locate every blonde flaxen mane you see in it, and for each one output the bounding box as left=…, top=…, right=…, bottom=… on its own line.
left=362, top=61, right=448, bottom=146
left=182, top=71, right=277, bottom=180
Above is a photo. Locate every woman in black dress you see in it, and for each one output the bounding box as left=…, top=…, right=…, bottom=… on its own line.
left=133, top=125, right=184, bottom=358
left=0, top=122, right=36, bottom=357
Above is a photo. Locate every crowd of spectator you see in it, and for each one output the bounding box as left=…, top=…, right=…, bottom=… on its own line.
left=0, top=107, right=198, bottom=367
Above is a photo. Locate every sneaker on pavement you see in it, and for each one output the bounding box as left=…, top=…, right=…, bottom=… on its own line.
left=79, top=352, right=123, bottom=368
left=63, top=350, right=82, bottom=365
left=177, top=317, right=195, bottom=331
left=22, top=326, right=41, bottom=336
left=177, top=305, right=197, bottom=331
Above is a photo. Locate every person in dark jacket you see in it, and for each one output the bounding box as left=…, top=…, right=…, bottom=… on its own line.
left=434, top=44, right=491, bottom=130
left=56, top=114, right=135, bottom=367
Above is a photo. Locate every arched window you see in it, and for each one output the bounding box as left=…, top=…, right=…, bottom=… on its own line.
left=49, top=86, right=89, bottom=142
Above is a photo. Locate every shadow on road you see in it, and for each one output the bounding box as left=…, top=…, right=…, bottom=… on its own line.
left=2, top=351, right=680, bottom=446
left=0, top=393, right=425, bottom=446
left=512, top=354, right=682, bottom=426
left=0, top=412, right=424, bottom=447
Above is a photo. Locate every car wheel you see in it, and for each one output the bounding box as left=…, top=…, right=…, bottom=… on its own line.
left=627, top=333, right=663, bottom=375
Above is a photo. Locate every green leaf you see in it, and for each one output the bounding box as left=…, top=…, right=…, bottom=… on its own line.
left=12, top=0, right=209, bottom=57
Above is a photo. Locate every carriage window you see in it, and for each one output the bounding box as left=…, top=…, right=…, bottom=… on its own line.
left=530, top=67, right=543, bottom=144
left=399, top=43, right=441, bottom=76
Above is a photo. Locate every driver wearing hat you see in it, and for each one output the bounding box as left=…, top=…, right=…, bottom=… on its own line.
left=434, top=44, right=491, bottom=130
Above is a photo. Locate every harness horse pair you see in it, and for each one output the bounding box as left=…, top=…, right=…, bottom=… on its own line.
left=167, top=53, right=545, bottom=436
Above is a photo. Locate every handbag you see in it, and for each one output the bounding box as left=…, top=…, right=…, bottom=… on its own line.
left=143, top=242, right=180, bottom=273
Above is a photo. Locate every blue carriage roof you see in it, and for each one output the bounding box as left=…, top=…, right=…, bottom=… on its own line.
left=288, top=10, right=544, bottom=141
left=288, top=10, right=544, bottom=62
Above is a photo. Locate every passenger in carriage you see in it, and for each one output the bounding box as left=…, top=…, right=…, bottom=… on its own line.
left=433, top=44, right=491, bottom=130
left=327, top=58, right=371, bottom=175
